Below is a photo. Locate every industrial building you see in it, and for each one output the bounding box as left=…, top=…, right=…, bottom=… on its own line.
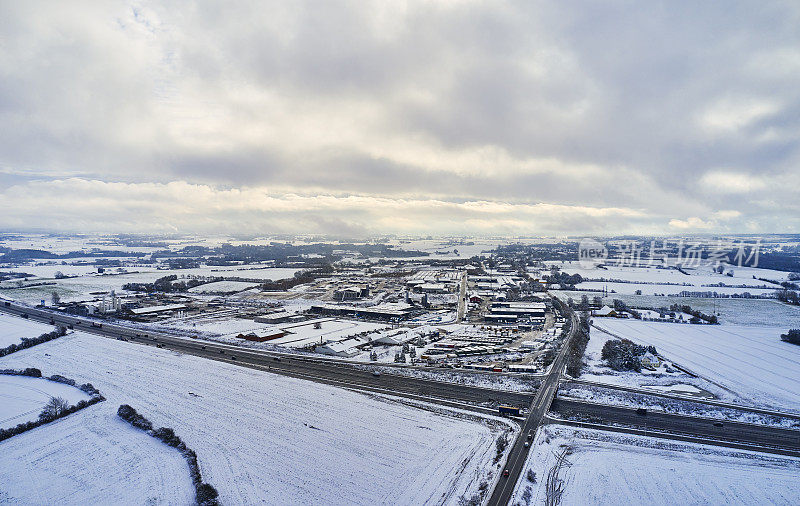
left=309, top=302, right=417, bottom=321
left=487, top=302, right=546, bottom=317
left=333, top=285, right=370, bottom=301
left=255, top=311, right=304, bottom=324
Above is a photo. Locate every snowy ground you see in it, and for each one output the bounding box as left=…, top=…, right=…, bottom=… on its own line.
left=0, top=266, right=300, bottom=304
left=152, top=313, right=277, bottom=337
left=0, top=312, right=55, bottom=347
left=188, top=280, right=260, bottom=293
left=0, top=375, right=92, bottom=429
left=577, top=322, right=733, bottom=402
left=593, top=319, right=800, bottom=413
left=509, top=424, right=800, bottom=506
left=552, top=291, right=800, bottom=327
left=0, top=405, right=196, bottom=505
left=548, top=261, right=788, bottom=296
left=1, top=332, right=512, bottom=505
left=555, top=261, right=789, bottom=286
left=578, top=280, right=776, bottom=296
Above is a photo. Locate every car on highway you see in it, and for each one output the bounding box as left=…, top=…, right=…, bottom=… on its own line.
left=527, top=432, right=533, bottom=440
left=372, top=371, right=381, bottom=377
left=713, top=421, right=724, bottom=427
left=502, top=469, right=510, bottom=477
left=524, top=441, right=530, bottom=448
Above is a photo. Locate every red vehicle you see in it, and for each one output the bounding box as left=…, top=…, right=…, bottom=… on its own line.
left=492, top=367, right=503, bottom=372
left=503, top=469, right=510, bottom=477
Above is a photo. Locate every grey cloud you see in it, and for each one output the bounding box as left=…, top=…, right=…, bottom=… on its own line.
left=0, top=1, right=798, bottom=234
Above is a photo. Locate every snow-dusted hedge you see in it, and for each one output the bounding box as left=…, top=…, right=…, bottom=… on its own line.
left=117, top=405, right=220, bottom=506
left=0, top=369, right=105, bottom=442
left=0, top=326, right=67, bottom=357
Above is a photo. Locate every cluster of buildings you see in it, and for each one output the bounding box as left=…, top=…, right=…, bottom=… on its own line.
left=468, top=273, right=525, bottom=302
left=423, top=327, right=520, bottom=360
left=405, top=269, right=463, bottom=294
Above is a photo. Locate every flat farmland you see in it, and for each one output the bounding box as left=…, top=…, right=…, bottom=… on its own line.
left=1, top=332, right=511, bottom=505
left=594, top=319, right=800, bottom=412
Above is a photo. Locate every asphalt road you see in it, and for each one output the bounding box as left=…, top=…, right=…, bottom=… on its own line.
left=551, top=398, right=800, bottom=455
left=456, top=270, right=467, bottom=323
left=564, top=378, right=800, bottom=421
left=486, top=308, right=579, bottom=506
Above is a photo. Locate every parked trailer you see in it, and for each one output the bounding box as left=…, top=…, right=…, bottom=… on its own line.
left=498, top=405, right=521, bottom=416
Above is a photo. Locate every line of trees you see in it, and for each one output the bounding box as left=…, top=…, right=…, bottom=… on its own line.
left=260, top=263, right=334, bottom=291
left=0, top=369, right=105, bottom=442
left=781, top=329, right=800, bottom=346
left=668, top=304, right=718, bottom=324
left=117, top=405, right=220, bottom=506
left=0, top=326, right=67, bottom=358
left=565, top=317, right=590, bottom=377
left=775, top=290, right=800, bottom=306
left=122, top=274, right=206, bottom=293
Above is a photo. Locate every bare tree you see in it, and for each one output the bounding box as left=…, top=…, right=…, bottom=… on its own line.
left=39, top=396, right=69, bottom=421
left=51, top=291, right=60, bottom=305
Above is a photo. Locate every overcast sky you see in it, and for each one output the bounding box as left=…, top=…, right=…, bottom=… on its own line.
left=1, top=1, right=798, bottom=236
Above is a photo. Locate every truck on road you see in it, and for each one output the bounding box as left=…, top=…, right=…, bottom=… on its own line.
left=498, top=405, right=521, bottom=416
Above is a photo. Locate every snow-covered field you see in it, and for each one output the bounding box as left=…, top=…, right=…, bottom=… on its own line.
left=553, top=291, right=800, bottom=327
left=0, top=263, right=104, bottom=278
left=578, top=280, right=776, bottom=296
left=156, top=315, right=278, bottom=337
left=0, top=404, right=196, bottom=505
left=0, top=266, right=301, bottom=304
left=188, top=280, right=260, bottom=293
left=551, top=261, right=787, bottom=296
left=0, top=312, right=55, bottom=347
left=593, top=319, right=800, bottom=412
left=270, top=318, right=390, bottom=348
left=510, top=425, right=800, bottom=506
left=555, top=261, right=790, bottom=285
left=1, top=332, right=511, bottom=504
left=578, top=321, right=732, bottom=401
left=0, top=375, right=92, bottom=429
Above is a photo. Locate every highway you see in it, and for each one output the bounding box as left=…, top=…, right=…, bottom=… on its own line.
left=486, top=307, right=579, bottom=506
left=551, top=398, right=800, bottom=457
left=563, top=378, right=800, bottom=421
left=0, top=302, right=536, bottom=410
